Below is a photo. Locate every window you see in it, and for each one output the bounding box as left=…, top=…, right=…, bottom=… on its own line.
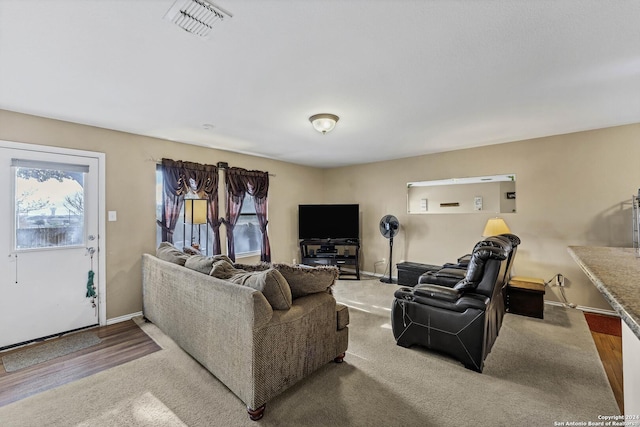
left=155, top=167, right=163, bottom=246
left=234, top=193, right=261, bottom=257
left=155, top=164, right=264, bottom=258
left=155, top=166, right=214, bottom=254
left=14, top=163, right=86, bottom=249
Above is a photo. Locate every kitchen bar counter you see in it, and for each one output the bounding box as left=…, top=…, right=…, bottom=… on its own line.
left=568, top=246, right=640, bottom=339
left=568, top=246, right=640, bottom=414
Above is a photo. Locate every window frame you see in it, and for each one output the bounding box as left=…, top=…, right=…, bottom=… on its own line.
left=233, top=193, right=261, bottom=259
left=155, top=165, right=264, bottom=258
left=12, top=163, right=88, bottom=252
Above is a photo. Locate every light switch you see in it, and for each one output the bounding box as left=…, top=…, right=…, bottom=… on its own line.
left=108, top=211, right=117, bottom=221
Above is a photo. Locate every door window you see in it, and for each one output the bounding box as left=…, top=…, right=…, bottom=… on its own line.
left=13, top=160, right=87, bottom=250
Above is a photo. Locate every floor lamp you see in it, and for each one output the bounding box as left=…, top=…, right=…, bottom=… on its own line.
left=184, top=199, right=208, bottom=254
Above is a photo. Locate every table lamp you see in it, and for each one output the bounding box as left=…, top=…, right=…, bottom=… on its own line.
left=482, top=217, right=510, bottom=237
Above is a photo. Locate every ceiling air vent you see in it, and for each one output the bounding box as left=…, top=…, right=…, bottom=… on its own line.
left=164, top=0, right=232, bottom=38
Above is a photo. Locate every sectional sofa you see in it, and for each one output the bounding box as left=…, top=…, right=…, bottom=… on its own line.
left=142, top=244, right=349, bottom=420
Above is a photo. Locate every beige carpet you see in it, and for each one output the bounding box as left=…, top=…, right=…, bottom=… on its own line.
left=0, top=279, right=619, bottom=426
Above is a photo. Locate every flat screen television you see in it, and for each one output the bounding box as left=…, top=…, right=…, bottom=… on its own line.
left=298, top=204, right=359, bottom=240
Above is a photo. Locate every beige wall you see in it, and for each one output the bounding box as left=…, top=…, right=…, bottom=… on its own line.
left=0, top=110, right=324, bottom=319
left=324, top=123, right=640, bottom=311
left=3, top=109, right=639, bottom=315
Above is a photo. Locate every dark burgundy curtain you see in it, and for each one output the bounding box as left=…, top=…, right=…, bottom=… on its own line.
left=157, top=159, right=187, bottom=244
left=157, top=158, right=221, bottom=254
left=245, top=171, right=271, bottom=262
left=222, top=167, right=271, bottom=262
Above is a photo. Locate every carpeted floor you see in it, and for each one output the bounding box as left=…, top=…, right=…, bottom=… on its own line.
left=0, top=279, right=620, bottom=426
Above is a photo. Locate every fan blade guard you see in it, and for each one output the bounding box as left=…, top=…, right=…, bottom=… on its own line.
left=379, top=215, right=400, bottom=239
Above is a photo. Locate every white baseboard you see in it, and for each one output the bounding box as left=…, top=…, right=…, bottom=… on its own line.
left=544, top=300, right=618, bottom=317
left=350, top=269, right=396, bottom=280
left=106, top=311, right=143, bottom=325
left=341, top=271, right=618, bottom=317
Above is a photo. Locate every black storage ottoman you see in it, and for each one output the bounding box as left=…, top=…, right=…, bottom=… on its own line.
left=397, top=262, right=441, bottom=287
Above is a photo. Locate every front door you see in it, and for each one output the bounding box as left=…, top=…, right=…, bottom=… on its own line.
left=0, top=144, right=101, bottom=348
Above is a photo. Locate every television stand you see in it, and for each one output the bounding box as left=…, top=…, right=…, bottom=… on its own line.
left=299, top=239, right=360, bottom=280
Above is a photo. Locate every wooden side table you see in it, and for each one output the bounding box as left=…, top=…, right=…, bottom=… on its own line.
left=507, top=276, right=546, bottom=319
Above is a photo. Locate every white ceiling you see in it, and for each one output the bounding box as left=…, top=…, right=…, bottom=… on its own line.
left=1, top=0, right=639, bottom=168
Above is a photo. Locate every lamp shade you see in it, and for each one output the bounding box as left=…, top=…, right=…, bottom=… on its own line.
left=185, top=199, right=208, bottom=224
left=482, top=217, right=510, bottom=237
left=309, top=113, right=339, bottom=134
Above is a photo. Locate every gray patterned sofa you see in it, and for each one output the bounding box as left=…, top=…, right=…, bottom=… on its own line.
left=142, top=244, right=349, bottom=421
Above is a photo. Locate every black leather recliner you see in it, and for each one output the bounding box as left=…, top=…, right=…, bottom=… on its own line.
left=418, top=233, right=520, bottom=288
left=391, top=241, right=509, bottom=372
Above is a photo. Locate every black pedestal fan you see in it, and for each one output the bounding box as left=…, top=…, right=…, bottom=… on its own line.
left=379, top=214, right=400, bottom=283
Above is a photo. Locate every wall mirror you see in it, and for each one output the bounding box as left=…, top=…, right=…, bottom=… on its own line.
left=407, top=174, right=516, bottom=214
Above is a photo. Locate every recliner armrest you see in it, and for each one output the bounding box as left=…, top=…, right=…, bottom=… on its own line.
left=411, top=292, right=489, bottom=312
left=457, top=254, right=471, bottom=266
left=414, top=284, right=461, bottom=302
left=418, top=268, right=466, bottom=286
left=431, top=268, right=467, bottom=279
left=394, top=286, right=490, bottom=312
left=456, top=294, right=490, bottom=310
left=440, top=263, right=467, bottom=270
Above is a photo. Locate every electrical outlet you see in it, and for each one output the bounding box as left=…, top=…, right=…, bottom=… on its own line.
left=382, top=258, right=386, bottom=264
left=556, top=274, right=565, bottom=287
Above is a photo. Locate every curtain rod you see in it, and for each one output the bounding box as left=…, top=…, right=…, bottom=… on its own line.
left=149, top=157, right=275, bottom=177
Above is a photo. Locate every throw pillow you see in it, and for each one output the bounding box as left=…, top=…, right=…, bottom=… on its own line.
left=226, top=268, right=292, bottom=310
left=156, top=242, right=190, bottom=266
left=182, top=246, right=202, bottom=256
left=186, top=254, right=235, bottom=275
left=272, top=263, right=339, bottom=299
left=233, top=262, right=271, bottom=272
left=213, top=254, right=234, bottom=264
left=210, top=259, right=241, bottom=280
left=185, top=255, right=214, bottom=275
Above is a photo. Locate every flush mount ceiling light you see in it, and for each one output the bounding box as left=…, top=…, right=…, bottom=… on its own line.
left=309, top=114, right=339, bottom=134
left=164, top=0, right=232, bottom=38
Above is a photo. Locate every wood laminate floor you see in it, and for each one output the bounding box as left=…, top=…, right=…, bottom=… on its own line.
left=584, top=312, right=624, bottom=414
left=0, top=320, right=160, bottom=408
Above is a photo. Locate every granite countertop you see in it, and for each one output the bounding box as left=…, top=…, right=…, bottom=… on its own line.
left=568, top=246, right=640, bottom=340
